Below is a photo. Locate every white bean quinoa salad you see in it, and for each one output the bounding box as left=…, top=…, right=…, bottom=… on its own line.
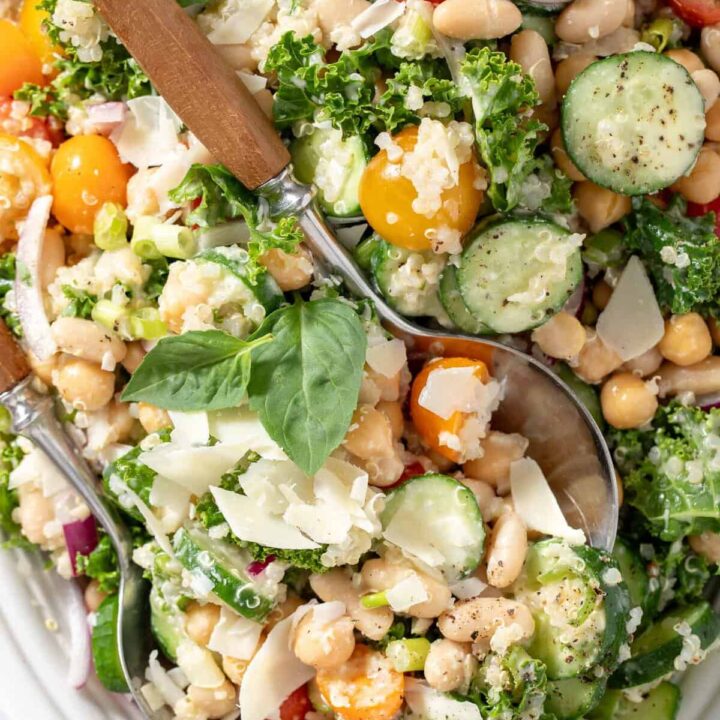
left=2, top=0, right=720, bottom=718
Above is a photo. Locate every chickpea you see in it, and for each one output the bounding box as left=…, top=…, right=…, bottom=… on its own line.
left=574, top=330, right=623, bottom=384
left=438, top=597, right=534, bottom=643
left=186, top=679, right=237, bottom=719
left=365, top=366, right=402, bottom=402
left=574, top=182, right=631, bottom=233
left=266, top=593, right=305, bottom=632
left=658, top=314, right=713, bottom=367
left=665, top=48, right=705, bottom=74
left=600, top=372, right=658, bottom=429
left=184, top=602, right=220, bottom=647
left=463, top=432, right=529, bottom=493
left=707, top=97, right=720, bottom=142
left=50, top=317, right=126, bottom=365
left=672, top=146, right=720, bottom=204
left=292, top=611, right=356, bottom=669
left=709, top=318, right=720, bottom=346
left=701, top=25, right=720, bottom=74
left=55, top=356, right=115, bottom=411
left=531, top=312, right=586, bottom=361
left=121, top=341, right=146, bottom=373
left=432, top=0, right=522, bottom=41
left=16, top=487, right=55, bottom=546
left=40, top=227, right=65, bottom=289
left=689, top=532, right=720, bottom=564
left=315, top=0, right=370, bottom=35
left=555, top=0, right=626, bottom=44
left=424, top=639, right=476, bottom=693
left=106, top=399, right=136, bottom=444
left=137, top=402, right=172, bottom=434
left=343, top=405, right=394, bottom=460
left=222, top=655, right=250, bottom=686
left=510, top=30, right=556, bottom=108
left=692, top=69, right=720, bottom=110
left=376, top=400, right=404, bottom=440
left=592, top=281, right=612, bottom=311
left=84, top=579, right=108, bottom=612
left=622, top=345, right=663, bottom=377
left=555, top=54, right=597, bottom=97
left=363, top=452, right=405, bottom=489
left=28, top=351, right=58, bottom=385
left=360, top=557, right=451, bottom=618
left=486, top=512, right=528, bottom=589
left=658, top=356, right=720, bottom=397
left=462, top=478, right=504, bottom=522
left=259, top=246, right=313, bottom=291
left=550, top=128, right=585, bottom=182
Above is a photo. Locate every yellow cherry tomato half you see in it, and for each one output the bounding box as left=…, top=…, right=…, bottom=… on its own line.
left=51, top=135, right=133, bottom=234
left=358, top=125, right=484, bottom=251
left=0, top=131, right=52, bottom=239
left=0, top=19, right=44, bottom=96
left=410, top=356, right=490, bottom=463
left=20, top=0, right=63, bottom=69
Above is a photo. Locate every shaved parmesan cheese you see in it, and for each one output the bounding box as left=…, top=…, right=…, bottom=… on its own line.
left=596, top=256, right=664, bottom=361
left=210, top=486, right=320, bottom=549
left=147, top=651, right=185, bottom=707
left=366, top=338, right=407, bottom=378
left=149, top=476, right=191, bottom=533
left=351, top=0, right=406, bottom=38
left=386, top=573, right=429, bottom=612
left=169, top=411, right=209, bottom=446
left=208, top=407, right=287, bottom=460
left=510, top=458, right=585, bottom=545
left=198, top=0, right=274, bottom=44
left=176, top=639, right=226, bottom=689
left=9, top=446, right=67, bottom=497
left=237, top=70, right=267, bottom=94
left=404, top=679, right=482, bottom=720
left=450, top=576, right=487, bottom=600
left=239, top=614, right=315, bottom=720
left=240, top=459, right=311, bottom=514
left=208, top=606, right=262, bottom=660
left=383, top=511, right=446, bottom=569
left=419, top=366, right=499, bottom=420
left=111, top=96, right=182, bottom=169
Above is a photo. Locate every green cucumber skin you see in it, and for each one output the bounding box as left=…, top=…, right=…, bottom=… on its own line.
left=611, top=538, right=658, bottom=630
left=173, top=528, right=274, bottom=622
left=546, top=677, right=606, bottom=719
left=92, top=594, right=129, bottom=693
left=150, top=587, right=185, bottom=663
left=609, top=602, right=720, bottom=689
left=588, top=681, right=681, bottom=720
left=438, top=264, right=491, bottom=335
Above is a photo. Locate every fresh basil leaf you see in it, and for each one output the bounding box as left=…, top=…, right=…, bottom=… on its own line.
left=247, top=298, right=367, bottom=475
left=121, top=330, right=271, bottom=411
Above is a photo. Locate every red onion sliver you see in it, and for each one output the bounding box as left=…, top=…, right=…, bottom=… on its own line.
left=62, top=515, right=99, bottom=576
left=248, top=557, right=275, bottom=576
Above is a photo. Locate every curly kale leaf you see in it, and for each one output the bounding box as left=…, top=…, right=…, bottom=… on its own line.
left=0, top=435, right=34, bottom=550
left=623, top=196, right=720, bottom=316
left=460, top=46, right=545, bottom=212
left=61, top=286, right=97, bottom=319
left=76, top=533, right=119, bottom=593
left=0, top=253, right=21, bottom=338
left=610, top=403, right=720, bottom=541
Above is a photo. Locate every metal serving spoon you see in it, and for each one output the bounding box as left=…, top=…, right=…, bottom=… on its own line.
left=94, top=0, right=617, bottom=549
left=0, top=320, right=168, bottom=719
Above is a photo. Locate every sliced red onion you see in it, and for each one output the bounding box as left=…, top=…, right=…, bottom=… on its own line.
left=248, top=556, right=275, bottom=576
left=697, top=392, right=720, bottom=410
left=15, top=195, right=57, bottom=360
left=563, top=278, right=586, bottom=318
left=65, top=580, right=92, bottom=689
left=63, top=515, right=99, bottom=576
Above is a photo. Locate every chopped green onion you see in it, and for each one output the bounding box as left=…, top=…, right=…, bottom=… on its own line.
left=582, top=229, right=624, bottom=268
left=94, top=202, right=129, bottom=251
left=641, top=18, right=674, bottom=53
left=91, top=299, right=128, bottom=332
left=360, top=591, right=389, bottom=609
left=131, top=216, right=163, bottom=259
left=385, top=638, right=431, bottom=672
left=152, top=222, right=197, bottom=260
left=128, top=307, right=167, bottom=340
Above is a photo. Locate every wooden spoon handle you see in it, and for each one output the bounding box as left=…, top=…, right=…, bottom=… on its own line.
left=95, top=0, right=290, bottom=190
left=0, top=319, right=30, bottom=394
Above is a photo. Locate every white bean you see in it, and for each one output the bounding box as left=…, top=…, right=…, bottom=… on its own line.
left=186, top=680, right=237, bottom=718
left=692, top=68, right=720, bottom=110
left=510, top=30, right=556, bottom=108
left=556, top=0, right=627, bottom=44
left=657, top=356, right=720, bottom=397
left=292, top=611, right=356, bottom=669
left=424, top=639, right=476, bottom=692
left=54, top=356, right=115, bottom=411
left=485, top=512, right=528, bottom=589
left=438, top=597, right=534, bottom=643
left=701, top=25, right=720, bottom=75
left=432, top=0, right=522, bottom=41
left=50, top=317, right=126, bottom=364
left=315, top=0, right=370, bottom=35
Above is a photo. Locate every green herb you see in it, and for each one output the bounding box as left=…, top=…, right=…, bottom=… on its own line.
left=121, top=330, right=273, bottom=411
left=61, top=286, right=98, bottom=319
left=640, top=18, right=675, bottom=52
left=76, top=533, right=120, bottom=593
left=247, top=298, right=367, bottom=475
left=623, top=196, right=720, bottom=316
left=0, top=435, right=34, bottom=550
left=143, top=257, right=169, bottom=301
left=0, top=253, right=21, bottom=337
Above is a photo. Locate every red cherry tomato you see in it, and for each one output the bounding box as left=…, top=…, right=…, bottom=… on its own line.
left=687, top=196, right=720, bottom=235
left=279, top=685, right=312, bottom=720
left=0, top=96, right=64, bottom=145
left=667, top=0, right=720, bottom=27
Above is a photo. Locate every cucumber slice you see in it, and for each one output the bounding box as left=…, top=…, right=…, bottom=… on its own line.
left=546, top=677, right=606, bottom=719
left=438, top=264, right=491, bottom=335
left=588, top=681, right=681, bottom=720
left=150, top=586, right=187, bottom=662
left=610, top=602, right=720, bottom=689
left=354, top=235, right=383, bottom=272
left=554, top=363, right=604, bottom=429
left=291, top=127, right=366, bottom=218
left=562, top=52, right=705, bottom=195
left=173, top=526, right=275, bottom=621
left=380, top=474, right=485, bottom=582
left=612, top=539, right=658, bottom=629
left=197, top=246, right=285, bottom=311
left=92, top=594, right=129, bottom=693
left=457, top=219, right=582, bottom=333
left=516, top=540, right=631, bottom=679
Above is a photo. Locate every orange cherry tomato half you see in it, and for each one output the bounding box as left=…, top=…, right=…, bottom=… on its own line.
left=51, top=135, right=133, bottom=234
left=19, top=0, right=63, bottom=69
left=359, top=124, right=484, bottom=252
left=315, top=644, right=404, bottom=720
left=410, top=356, right=490, bottom=463
left=0, top=19, right=44, bottom=96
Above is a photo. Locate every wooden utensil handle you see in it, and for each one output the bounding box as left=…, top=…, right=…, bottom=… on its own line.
left=95, top=0, right=290, bottom=190
left=0, top=319, right=30, bottom=394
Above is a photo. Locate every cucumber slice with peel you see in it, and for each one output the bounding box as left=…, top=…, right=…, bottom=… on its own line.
left=438, top=264, right=490, bottom=335
left=589, top=681, right=681, bottom=720
left=92, top=594, right=129, bottom=693
left=546, top=677, right=606, bottom=719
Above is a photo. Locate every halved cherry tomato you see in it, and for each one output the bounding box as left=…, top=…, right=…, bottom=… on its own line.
left=687, top=195, right=720, bottom=236
left=315, top=645, right=404, bottom=720
left=0, top=96, right=64, bottom=145
left=667, top=0, right=720, bottom=27
left=359, top=125, right=484, bottom=251
left=0, top=19, right=44, bottom=96
left=279, top=684, right=312, bottom=720
left=410, top=357, right=490, bottom=463
left=51, top=135, right=133, bottom=234
left=20, top=0, right=63, bottom=70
